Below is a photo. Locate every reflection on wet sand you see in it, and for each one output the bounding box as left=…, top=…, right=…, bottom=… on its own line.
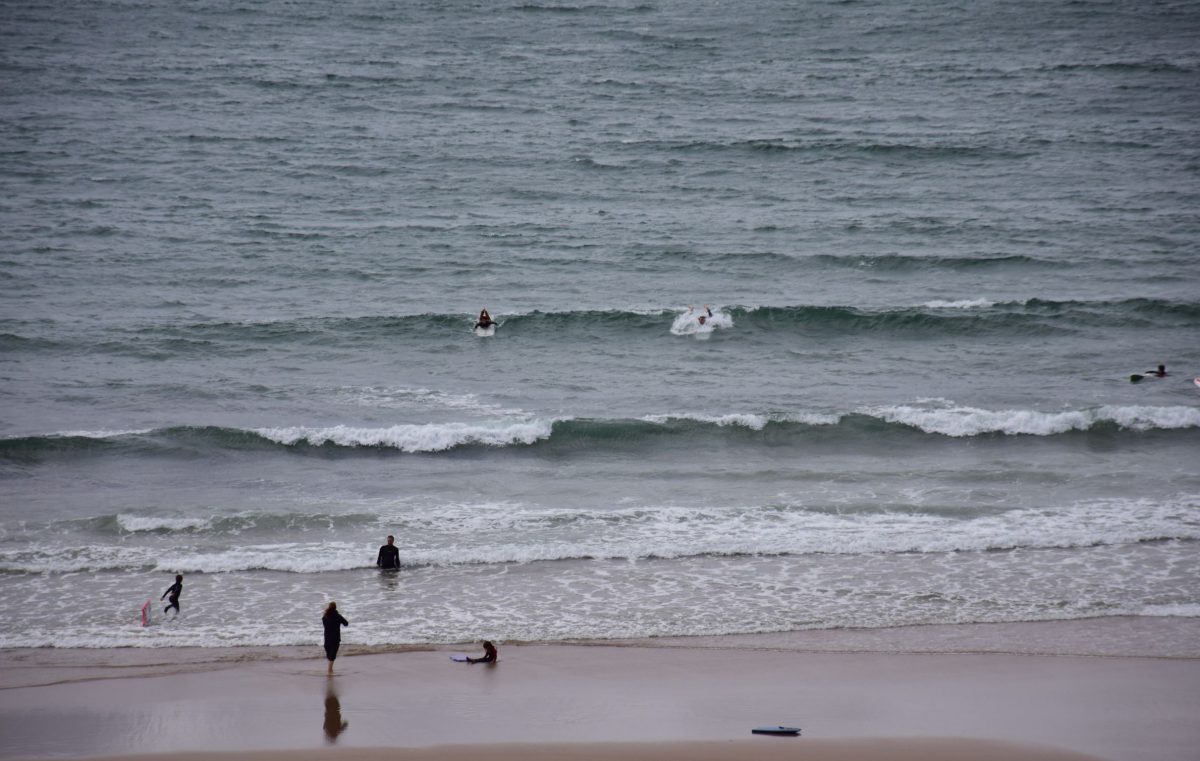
left=323, top=679, right=348, bottom=743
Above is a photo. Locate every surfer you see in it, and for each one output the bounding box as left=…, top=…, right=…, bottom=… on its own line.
left=689, top=304, right=713, bottom=326
left=474, top=309, right=496, bottom=330
left=1131, top=364, right=1170, bottom=382
left=161, top=574, right=183, bottom=615
left=322, top=602, right=349, bottom=675
left=466, top=640, right=498, bottom=664
left=376, top=535, right=400, bottom=570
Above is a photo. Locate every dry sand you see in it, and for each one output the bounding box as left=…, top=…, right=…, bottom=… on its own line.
left=2, top=617, right=1198, bottom=761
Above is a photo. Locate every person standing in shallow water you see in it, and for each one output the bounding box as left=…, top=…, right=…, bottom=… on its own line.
left=322, top=602, right=349, bottom=675
left=376, top=535, right=400, bottom=570
left=161, top=574, right=183, bottom=615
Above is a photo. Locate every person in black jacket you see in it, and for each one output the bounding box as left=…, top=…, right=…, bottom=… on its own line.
left=322, top=602, right=349, bottom=675
left=376, top=535, right=400, bottom=570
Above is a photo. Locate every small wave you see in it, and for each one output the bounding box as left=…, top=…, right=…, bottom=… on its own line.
left=870, top=404, right=1200, bottom=437
left=256, top=420, right=554, bottom=452
left=3, top=405, right=1199, bottom=462
left=922, top=298, right=995, bottom=309
left=661, top=138, right=1024, bottom=161
left=1045, top=60, right=1195, bottom=76
left=98, top=511, right=378, bottom=536
left=810, top=253, right=1061, bottom=271
left=13, top=299, right=1195, bottom=364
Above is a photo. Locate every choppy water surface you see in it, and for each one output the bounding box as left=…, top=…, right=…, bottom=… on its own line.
left=1, top=0, right=1198, bottom=647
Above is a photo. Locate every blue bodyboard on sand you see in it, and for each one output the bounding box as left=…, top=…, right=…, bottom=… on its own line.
left=449, top=655, right=470, bottom=662
left=752, top=726, right=801, bottom=736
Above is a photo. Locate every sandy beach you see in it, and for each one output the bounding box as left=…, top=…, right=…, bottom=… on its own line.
left=3, top=617, right=1199, bottom=761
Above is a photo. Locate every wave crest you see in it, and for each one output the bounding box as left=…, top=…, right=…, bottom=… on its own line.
left=3, top=405, right=1198, bottom=462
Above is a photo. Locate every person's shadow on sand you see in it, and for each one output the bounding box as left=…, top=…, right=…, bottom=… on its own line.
left=323, top=679, right=349, bottom=743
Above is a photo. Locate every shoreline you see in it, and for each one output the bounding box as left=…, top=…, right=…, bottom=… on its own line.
left=4, top=616, right=1199, bottom=691
left=67, top=739, right=1108, bottom=761
left=2, top=617, right=1198, bottom=761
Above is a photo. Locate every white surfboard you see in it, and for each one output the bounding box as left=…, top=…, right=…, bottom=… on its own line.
left=141, top=599, right=152, bottom=627
left=449, top=654, right=470, bottom=662
left=474, top=324, right=496, bottom=337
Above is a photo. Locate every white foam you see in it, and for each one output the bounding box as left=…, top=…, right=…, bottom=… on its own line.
left=383, top=495, right=1200, bottom=565
left=256, top=420, right=555, bottom=451
left=4, top=494, right=1198, bottom=576
left=53, top=428, right=153, bottom=439
left=670, top=306, right=733, bottom=336
left=642, top=412, right=770, bottom=430
left=116, top=514, right=211, bottom=533
left=868, top=404, right=1200, bottom=437
left=336, top=386, right=530, bottom=418
left=641, top=411, right=841, bottom=430
left=1138, top=604, right=1200, bottom=618
left=166, top=542, right=369, bottom=573
left=922, top=298, right=995, bottom=309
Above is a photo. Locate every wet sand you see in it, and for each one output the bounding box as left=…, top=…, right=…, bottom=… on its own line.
left=2, top=617, right=1198, bottom=761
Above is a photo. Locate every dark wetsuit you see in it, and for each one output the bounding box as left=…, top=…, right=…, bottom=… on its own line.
left=323, top=611, right=349, bottom=661
left=377, top=543, right=400, bottom=570
left=467, top=643, right=497, bottom=664
left=161, top=581, right=182, bottom=614
left=474, top=319, right=495, bottom=330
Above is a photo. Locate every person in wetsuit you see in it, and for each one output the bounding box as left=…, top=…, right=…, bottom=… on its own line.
left=377, top=535, right=400, bottom=570
left=689, top=305, right=714, bottom=326
left=161, top=574, right=183, bottom=615
left=322, top=602, right=349, bottom=675
left=474, top=309, right=495, bottom=330
left=1147, top=364, right=1169, bottom=377
left=466, top=640, right=498, bottom=664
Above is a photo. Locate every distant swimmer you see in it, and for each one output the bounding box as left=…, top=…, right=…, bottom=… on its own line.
left=474, top=309, right=496, bottom=330
left=161, top=574, right=183, bottom=616
left=465, top=640, right=498, bottom=664
left=1131, top=364, right=1169, bottom=383
left=377, top=534, right=400, bottom=571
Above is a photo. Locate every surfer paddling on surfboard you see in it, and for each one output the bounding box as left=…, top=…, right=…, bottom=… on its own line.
left=1131, top=364, right=1169, bottom=382
left=474, top=309, right=496, bottom=331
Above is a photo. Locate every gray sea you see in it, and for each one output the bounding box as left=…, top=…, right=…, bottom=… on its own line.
left=1, top=0, right=1198, bottom=649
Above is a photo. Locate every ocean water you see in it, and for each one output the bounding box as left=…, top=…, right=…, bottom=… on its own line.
left=1, top=0, right=1198, bottom=648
